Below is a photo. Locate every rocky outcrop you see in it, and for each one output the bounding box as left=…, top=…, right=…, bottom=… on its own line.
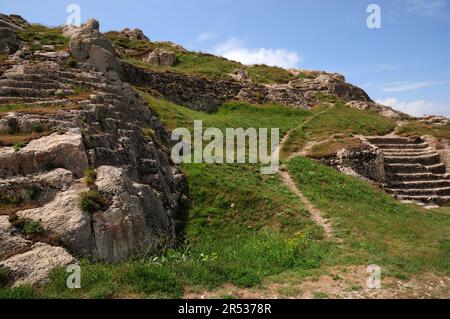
left=0, top=242, right=75, bottom=287
left=119, top=28, right=150, bottom=41
left=63, top=18, right=120, bottom=73
left=0, top=18, right=189, bottom=285
left=144, top=48, right=178, bottom=66
left=229, top=69, right=252, bottom=82
left=120, top=62, right=373, bottom=112
left=345, top=101, right=410, bottom=120
left=335, top=145, right=386, bottom=183
left=0, top=27, right=23, bottom=54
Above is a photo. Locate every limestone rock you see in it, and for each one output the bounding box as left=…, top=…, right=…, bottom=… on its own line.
left=144, top=48, right=177, bottom=66
left=0, top=27, right=23, bottom=54
left=419, top=115, right=449, bottom=126
left=92, top=166, right=175, bottom=262
left=0, top=128, right=89, bottom=178
left=336, top=146, right=386, bottom=183
left=16, top=182, right=93, bottom=256
left=119, top=28, right=150, bottom=41
left=0, top=243, right=75, bottom=287
left=64, top=18, right=120, bottom=73
left=0, top=216, right=32, bottom=261
left=229, top=69, right=252, bottom=82
left=346, top=101, right=410, bottom=120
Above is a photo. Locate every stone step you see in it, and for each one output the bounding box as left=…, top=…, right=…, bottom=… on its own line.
left=0, top=96, right=61, bottom=103
left=387, top=187, right=450, bottom=197
left=384, top=153, right=441, bottom=165
left=395, top=195, right=450, bottom=206
left=0, top=87, right=58, bottom=98
left=375, top=143, right=429, bottom=150
left=385, top=163, right=446, bottom=174
left=2, top=73, right=45, bottom=82
left=367, top=137, right=420, bottom=145
left=392, top=172, right=450, bottom=182
left=0, top=79, right=65, bottom=90
left=388, top=179, right=450, bottom=189
left=381, top=149, right=436, bottom=157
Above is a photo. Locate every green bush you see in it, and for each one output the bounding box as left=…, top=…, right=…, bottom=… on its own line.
left=31, top=123, right=44, bottom=133
left=22, top=220, right=46, bottom=236
left=0, top=266, right=11, bottom=288
left=79, top=191, right=108, bottom=213
left=83, top=167, right=97, bottom=188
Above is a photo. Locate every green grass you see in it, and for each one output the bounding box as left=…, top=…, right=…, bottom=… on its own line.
left=397, top=120, right=450, bottom=140
left=281, top=101, right=396, bottom=158
left=288, top=157, right=450, bottom=277
left=106, top=31, right=300, bottom=84
left=19, top=24, right=69, bottom=51
left=23, top=228, right=330, bottom=299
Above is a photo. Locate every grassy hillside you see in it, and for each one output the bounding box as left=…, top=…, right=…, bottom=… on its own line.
left=397, top=120, right=450, bottom=140
left=281, top=101, right=397, bottom=158
left=1, top=93, right=448, bottom=299
left=288, top=157, right=450, bottom=278
left=106, top=31, right=312, bottom=84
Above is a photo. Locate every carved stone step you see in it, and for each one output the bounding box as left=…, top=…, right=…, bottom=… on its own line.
left=384, top=153, right=441, bottom=166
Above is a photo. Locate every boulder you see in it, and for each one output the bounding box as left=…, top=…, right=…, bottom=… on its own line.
left=92, top=166, right=175, bottom=262
left=144, top=48, right=177, bottom=66
left=0, top=27, right=22, bottom=54
left=16, top=182, right=93, bottom=256
left=0, top=128, right=89, bottom=178
left=346, top=101, right=410, bottom=120
left=64, top=18, right=120, bottom=73
left=119, top=28, right=150, bottom=41
left=0, top=216, right=32, bottom=261
left=0, top=243, right=75, bottom=287
left=229, top=69, right=252, bottom=82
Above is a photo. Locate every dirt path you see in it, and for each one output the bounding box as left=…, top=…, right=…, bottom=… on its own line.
left=279, top=170, right=335, bottom=239
left=273, top=103, right=338, bottom=240
left=184, top=266, right=450, bottom=299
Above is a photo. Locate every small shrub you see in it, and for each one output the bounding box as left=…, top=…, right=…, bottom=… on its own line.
left=65, top=56, right=77, bottom=68
left=0, top=266, right=11, bottom=288
left=142, top=128, right=155, bottom=140
left=79, top=191, right=108, bottom=213
left=8, top=214, right=45, bottom=236
left=0, top=194, right=22, bottom=206
left=26, top=186, right=41, bottom=201
left=83, top=167, right=97, bottom=188
left=22, top=220, right=46, bottom=236
left=31, top=123, right=44, bottom=133
left=12, top=142, right=25, bottom=152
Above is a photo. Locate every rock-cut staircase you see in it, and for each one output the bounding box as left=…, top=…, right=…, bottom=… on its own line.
left=367, top=136, right=450, bottom=206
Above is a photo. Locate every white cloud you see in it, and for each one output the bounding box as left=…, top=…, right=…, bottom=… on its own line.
left=377, top=80, right=450, bottom=92
left=405, top=0, right=450, bottom=20
left=196, top=31, right=216, bottom=43
left=376, top=97, right=436, bottom=116
left=213, top=38, right=302, bottom=69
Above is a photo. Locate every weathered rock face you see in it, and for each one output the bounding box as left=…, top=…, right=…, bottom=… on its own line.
left=345, top=101, right=410, bottom=120
left=419, top=115, right=449, bottom=126
left=229, top=69, right=252, bottom=82
left=336, top=145, right=386, bottom=183
left=119, top=28, right=150, bottom=41
left=120, top=62, right=373, bottom=112
left=0, top=27, right=23, bottom=54
left=144, top=48, right=178, bottom=66
left=0, top=17, right=189, bottom=285
left=63, top=18, right=120, bottom=73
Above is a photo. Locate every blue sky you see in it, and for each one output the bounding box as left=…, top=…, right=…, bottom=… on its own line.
left=1, top=0, right=449, bottom=116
